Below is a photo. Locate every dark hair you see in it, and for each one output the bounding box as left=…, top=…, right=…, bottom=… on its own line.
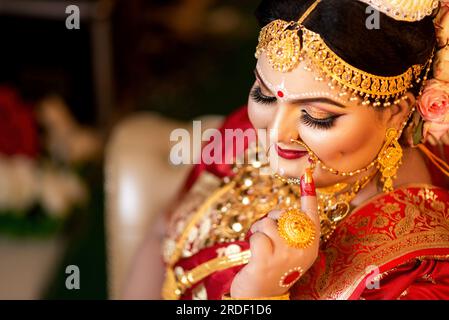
left=255, top=0, right=436, bottom=79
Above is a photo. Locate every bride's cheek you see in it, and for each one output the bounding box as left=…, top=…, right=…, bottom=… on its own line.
left=248, top=102, right=264, bottom=129
left=299, top=127, right=340, bottom=161
left=300, top=119, right=366, bottom=163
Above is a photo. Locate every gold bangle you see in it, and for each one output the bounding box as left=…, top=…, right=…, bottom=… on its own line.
left=222, top=292, right=290, bottom=300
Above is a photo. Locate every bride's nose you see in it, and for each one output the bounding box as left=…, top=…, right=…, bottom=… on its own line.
left=269, top=103, right=300, bottom=144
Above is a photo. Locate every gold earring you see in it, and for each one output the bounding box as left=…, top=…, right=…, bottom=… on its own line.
left=377, top=128, right=403, bottom=193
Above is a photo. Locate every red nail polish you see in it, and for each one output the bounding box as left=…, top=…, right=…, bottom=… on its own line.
left=301, top=168, right=316, bottom=196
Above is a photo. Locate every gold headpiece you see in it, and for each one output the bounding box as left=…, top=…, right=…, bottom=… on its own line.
left=255, top=0, right=432, bottom=107
left=357, top=0, right=439, bottom=22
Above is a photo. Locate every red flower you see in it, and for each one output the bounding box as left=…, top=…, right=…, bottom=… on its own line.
left=0, top=86, right=39, bottom=158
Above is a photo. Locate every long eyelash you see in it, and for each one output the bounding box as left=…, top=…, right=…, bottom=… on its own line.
left=300, top=110, right=338, bottom=130
left=250, top=86, right=277, bottom=105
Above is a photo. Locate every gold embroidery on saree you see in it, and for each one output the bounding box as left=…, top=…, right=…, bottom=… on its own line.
left=163, top=163, right=300, bottom=265
left=292, top=185, right=449, bottom=300
left=162, top=249, right=251, bottom=300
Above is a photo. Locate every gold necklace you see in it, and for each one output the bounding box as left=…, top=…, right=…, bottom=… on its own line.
left=274, top=169, right=378, bottom=242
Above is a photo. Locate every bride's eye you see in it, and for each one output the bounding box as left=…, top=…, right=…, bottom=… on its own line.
left=250, top=86, right=277, bottom=105
left=300, top=109, right=339, bottom=130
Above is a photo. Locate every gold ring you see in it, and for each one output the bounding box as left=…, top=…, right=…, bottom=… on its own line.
left=277, top=208, right=316, bottom=249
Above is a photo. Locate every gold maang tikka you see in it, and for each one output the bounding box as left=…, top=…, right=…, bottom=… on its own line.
left=255, top=0, right=427, bottom=107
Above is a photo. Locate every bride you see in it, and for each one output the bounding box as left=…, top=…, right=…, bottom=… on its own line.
left=124, top=0, right=449, bottom=300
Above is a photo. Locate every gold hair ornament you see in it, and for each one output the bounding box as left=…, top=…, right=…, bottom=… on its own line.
left=255, top=0, right=429, bottom=107
left=357, top=0, right=439, bottom=22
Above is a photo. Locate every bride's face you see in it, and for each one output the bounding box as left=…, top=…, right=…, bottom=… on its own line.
left=248, top=54, right=412, bottom=187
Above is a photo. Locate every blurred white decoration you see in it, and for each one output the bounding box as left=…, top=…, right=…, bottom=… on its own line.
left=38, top=95, right=102, bottom=164
left=0, top=155, right=87, bottom=218
left=39, top=166, right=88, bottom=218
left=0, top=156, right=39, bottom=212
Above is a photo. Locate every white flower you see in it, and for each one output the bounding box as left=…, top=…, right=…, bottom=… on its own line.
left=0, top=156, right=38, bottom=212
left=38, top=96, right=101, bottom=164
left=39, top=167, right=87, bottom=218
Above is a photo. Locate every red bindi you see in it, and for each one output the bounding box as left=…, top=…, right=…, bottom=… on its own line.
left=277, top=91, right=284, bottom=98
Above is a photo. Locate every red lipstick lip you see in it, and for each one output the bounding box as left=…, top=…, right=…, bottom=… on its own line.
left=275, top=145, right=308, bottom=160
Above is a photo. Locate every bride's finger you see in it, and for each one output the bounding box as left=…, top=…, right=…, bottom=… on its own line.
left=267, top=210, right=283, bottom=220
left=250, top=217, right=282, bottom=244
left=248, top=232, right=273, bottom=261
left=300, top=168, right=320, bottom=231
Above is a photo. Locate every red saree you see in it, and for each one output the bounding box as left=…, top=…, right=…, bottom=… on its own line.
left=161, top=106, right=449, bottom=300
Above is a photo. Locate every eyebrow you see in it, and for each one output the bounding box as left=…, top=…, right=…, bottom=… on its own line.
left=254, top=69, right=346, bottom=109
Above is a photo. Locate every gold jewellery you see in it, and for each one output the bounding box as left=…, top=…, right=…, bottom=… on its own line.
left=357, top=0, right=439, bottom=22
left=277, top=208, right=316, bottom=249
left=289, top=132, right=402, bottom=195
left=275, top=168, right=378, bottom=243
left=317, top=169, right=379, bottom=242
left=290, top=138, right=378, bottom=177
left=255, top=0, right=430, bottom=107
left=377, top=128, right=404, bottom=192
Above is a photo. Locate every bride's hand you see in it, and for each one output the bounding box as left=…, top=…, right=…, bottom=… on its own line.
left=230, top=168, right=320, bottom=298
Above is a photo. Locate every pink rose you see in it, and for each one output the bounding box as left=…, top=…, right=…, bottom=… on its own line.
left=418, top=79, right=449, bottom=122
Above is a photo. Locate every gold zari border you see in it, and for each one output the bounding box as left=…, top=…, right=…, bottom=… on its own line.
left=166, top=181, right=235, bottom=266
left=322, top=232, right=449, bottom=300
left=162, top=250, right=251, bottom=300
left=293, top=185, right=449, bottom=300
